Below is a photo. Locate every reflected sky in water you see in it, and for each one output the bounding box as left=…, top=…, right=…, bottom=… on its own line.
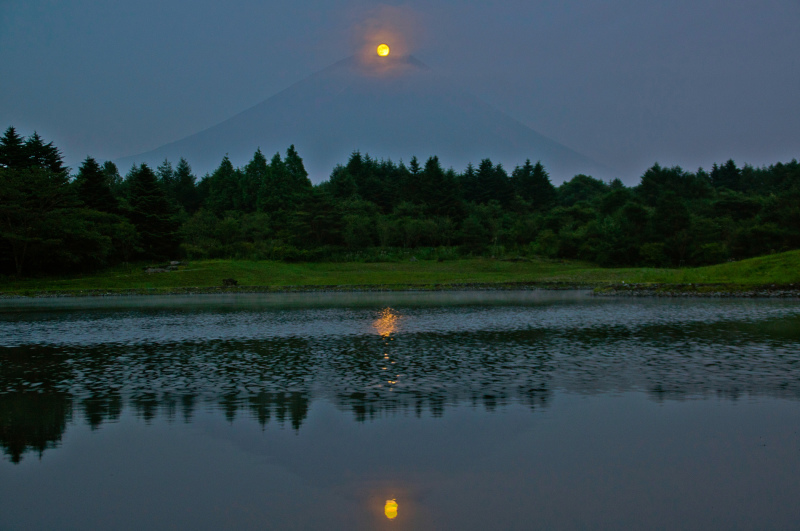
left=1, top=292, right=800, bottom=529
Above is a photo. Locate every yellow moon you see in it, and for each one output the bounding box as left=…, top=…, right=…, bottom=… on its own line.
left=384, top=499, right=398, bottom=519
left=377, top=44, right=390, bottom=57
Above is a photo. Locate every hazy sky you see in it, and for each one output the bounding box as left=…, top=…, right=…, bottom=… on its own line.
left=1, top=0, right=798, bottom=181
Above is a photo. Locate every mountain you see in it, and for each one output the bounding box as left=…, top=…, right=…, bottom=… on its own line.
left=117, top=55, right=610, bottom=182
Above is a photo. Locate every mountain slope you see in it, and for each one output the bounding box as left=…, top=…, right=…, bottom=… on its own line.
left=118, top=55, right=609, bottom=181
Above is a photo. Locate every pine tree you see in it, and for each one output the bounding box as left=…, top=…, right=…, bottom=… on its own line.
left=257, top=150, right=312, bottom=213
left=420, top=156, right=460, bottom=217
left=512, top=159, right=555, bottom=209
left=408, top=156, right=421, bottom=175
left=173, top=158, right=200, bottom=213
left=125, top=164, right=179, bottom=259
left=206, top=156, right=240, bottom=214
left=491, top=163, right=514, bottom=206
left=710, top=159, right=741, bottom=190
left=326, top=164, right=358, bottom=199
left=257, top=152, right=290, bottom=213
left=243, top=149, right=269, bottom=213
left=156, top=159, right=175, bottom=190
left=0, top=165, right=74, bottom=275
left=75, top=157, right=119, bottom=212
left=285, top=145, right=310, bottom=187
left=0, top=126, right=26, bottom=170
left=475, top=159, right=497, bottom=204
left=24, top=132, right=67, bottom=176
left=284, top=145, right=312, bottom=203
left=102, top=161, right=124, bottom=199
left=459, top=162, right=479, bottom=203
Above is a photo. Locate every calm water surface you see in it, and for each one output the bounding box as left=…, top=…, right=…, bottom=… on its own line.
left=1, top=291, right=800, bottom=530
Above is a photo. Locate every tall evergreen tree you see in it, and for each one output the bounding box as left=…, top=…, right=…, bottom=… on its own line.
left=0, top=166, right=74, bottom=275
left=156, top=159, right=176, bottom=189
left=172, top=158, right=200, bottom=214
left=512, top=159, right=556, bottom=209
left=459, top=162, right=479, bottom=203
left=285, top=144, right=310, bottom=187
left=419, top=156, right=461, bottom=217
left=126, top=164, right=179, bottom=259
left=326, top=164, right=358, bottom=199
left=710, top=159, right=741, bottom=190
left=258, top=148, right=313, bottom=213
left=343, top=151, right=384, bottom=205
left=473, top=159, right=512, bottom=205
left=205, top=156, right=240, bottom=214
left=24, top=132, right=67, bottom=176
left=257, top=153, right=290, bottom=213
left=408, top=156, right=421, bottom=175
left=102, top=161, right=124, bottom=199
left=0, top=126, right=26, bottom=170
left=242, top=149, right=268, bottom=213
left=74, top=157, right=118, bottom=212
left=284, top=145, right=312, bottom=202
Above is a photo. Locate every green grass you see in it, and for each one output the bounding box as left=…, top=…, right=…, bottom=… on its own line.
left=1, top=250, right=799, bottom=296
left=542, top=250, right=800, bottom=286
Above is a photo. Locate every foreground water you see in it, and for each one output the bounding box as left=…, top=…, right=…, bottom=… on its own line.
left=1, top=291, right=799, bottom=529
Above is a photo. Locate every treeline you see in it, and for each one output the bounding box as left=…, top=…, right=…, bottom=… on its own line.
left=1, top=125, right=799, bottom=276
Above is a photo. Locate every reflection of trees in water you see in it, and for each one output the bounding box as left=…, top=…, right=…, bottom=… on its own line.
left=0, top=390, right=312, bottom=463
left=329, top=329, right=554, bottom=420
left=2, top=314, right=800, bottom=462
left=339, top=387, right=552, bottom=422
left=0, top=392, right=72, bottom=464
left=82, top=393, right=122, bottom=428
left=0, top=345, right=76, bottom=463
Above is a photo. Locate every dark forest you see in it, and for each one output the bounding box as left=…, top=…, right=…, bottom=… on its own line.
left=1, top=126, right=798, bottom=276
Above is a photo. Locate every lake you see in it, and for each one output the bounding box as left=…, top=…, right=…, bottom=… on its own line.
left=2, top=291, right=799, bottom=530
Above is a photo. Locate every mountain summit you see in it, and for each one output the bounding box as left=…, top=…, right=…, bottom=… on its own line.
left=118, top=55, right=608, bottom=181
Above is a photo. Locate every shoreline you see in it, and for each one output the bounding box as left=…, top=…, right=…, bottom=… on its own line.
left=592, top=283, right=800, bottom=298
left=1, top=281, right=800, bottom=299
left=0, top=282, right=591, bottom=299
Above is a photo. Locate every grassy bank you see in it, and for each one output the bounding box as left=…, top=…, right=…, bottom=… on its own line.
left=1, top=251, right=799, bottom=297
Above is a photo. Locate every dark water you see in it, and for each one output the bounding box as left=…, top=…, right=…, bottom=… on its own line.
left=1, top=291, right=799, bottom=530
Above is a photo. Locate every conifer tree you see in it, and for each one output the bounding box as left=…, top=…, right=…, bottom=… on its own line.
left=459, top=162, right=479, bottom=203
left=243, top=149, right=268, bottom=213
left=420, top=156, right=460, bottom=217
left=475, top=159, right=497, bottom=204
left=408, top=156, right=421, bottom=175
left=491, top=163, right=514, bottom=206
left=403, top=156, right=425, bottom=204
left=258, top=150, right=313, bottom=213
left=24, top=132, right=67, bottom=176
left=259, top=152, right=290, bottom=213
left=0, top=126, right=26, bottom=170
left=512, top=159, right=555, bottom=209
left=285, top=145, right=310, bottom=186
left=0, top=165, right=74, bottom=275
left=75, top=156, right=119, bottom=212
left=326, top=164, right=358, bottom=199
left=102, top=161, right=124, bottom=199
left=125, top=164, right=179, bottom=259
left=710, top=159, right=741, bottom=190
left=206, top=156, right=240, bottom=214
left=156, top=159, right=175, bottom=189
left=284, top=144, right=312, bottom=203
left=173, top=158, right=200, bottom=213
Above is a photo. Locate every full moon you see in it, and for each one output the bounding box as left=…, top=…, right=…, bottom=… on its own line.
left=377, top=43, right=390, bottom=57
left=384, top=499, right=398, bottom=519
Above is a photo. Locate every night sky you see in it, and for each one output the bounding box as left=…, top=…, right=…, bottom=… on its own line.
left=1, top=0, right=797, bottom=181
